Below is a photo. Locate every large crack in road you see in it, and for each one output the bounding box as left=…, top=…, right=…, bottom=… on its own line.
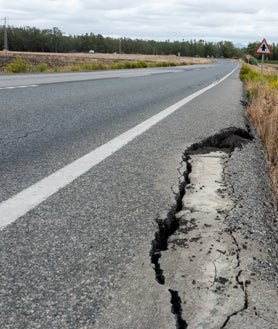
left=150, top=127, right=261, bottom=328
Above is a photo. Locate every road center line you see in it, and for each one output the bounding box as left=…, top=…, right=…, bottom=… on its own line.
left=0, top=85, right=38, bottom=90
left=0, top=65, right=238, bottom=228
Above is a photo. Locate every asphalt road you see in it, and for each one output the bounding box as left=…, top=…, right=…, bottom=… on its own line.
left=2, top=60, right=273, bottom=328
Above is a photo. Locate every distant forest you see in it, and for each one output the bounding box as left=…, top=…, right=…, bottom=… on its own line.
left=1, top=26, right=278, bottom=60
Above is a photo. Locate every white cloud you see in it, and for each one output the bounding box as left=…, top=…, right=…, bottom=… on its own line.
left=1, top=0, right=278, bottom=44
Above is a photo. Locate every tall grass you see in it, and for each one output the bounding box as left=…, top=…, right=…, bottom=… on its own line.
left=240, top=65, right=278, bottom=207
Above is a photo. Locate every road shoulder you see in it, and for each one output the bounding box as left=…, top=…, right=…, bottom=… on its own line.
left=224, top=139, right=278, bottom=329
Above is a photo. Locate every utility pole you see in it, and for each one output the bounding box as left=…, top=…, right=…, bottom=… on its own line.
left=4, top=17, right=8, bottom=51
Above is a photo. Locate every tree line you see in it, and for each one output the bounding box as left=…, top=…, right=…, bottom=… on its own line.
left=244, top=42, right=278, bottom=61
left=1, top=26, right=278, bottom=60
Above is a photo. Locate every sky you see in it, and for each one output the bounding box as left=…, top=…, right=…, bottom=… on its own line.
left=1, top=0, right=278, bottom=45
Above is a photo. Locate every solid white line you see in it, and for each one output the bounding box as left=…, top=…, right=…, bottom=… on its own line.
left=0, top=65, right=238, bottom=228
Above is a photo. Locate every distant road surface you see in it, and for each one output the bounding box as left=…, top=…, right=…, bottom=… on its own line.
left=0, top=61, right=245, bottom=328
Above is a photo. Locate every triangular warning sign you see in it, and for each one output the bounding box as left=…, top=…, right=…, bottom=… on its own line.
left=255, top=38, right=271, bottom=55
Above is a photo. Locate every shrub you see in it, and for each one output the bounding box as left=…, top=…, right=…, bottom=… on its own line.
left=136, top=60, right=148, bottom=68
left=125, top=61, right=138, bottom=69
left=6, top=56, right=27, bottom=73
left=244, top=56, right=258, bottom=66
left=111, top=62, right=126, bottom=70
left=36, top=63, right=48, bottom=72
left=239, top=65, right=260, bottom=82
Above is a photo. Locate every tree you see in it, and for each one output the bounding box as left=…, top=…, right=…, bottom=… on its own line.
left=2, top=25, right=273, bottom=59
left=52, top=27, right=62, bottom=52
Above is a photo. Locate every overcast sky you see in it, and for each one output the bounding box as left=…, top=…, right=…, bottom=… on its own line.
left=1, top=0, right=278, bottom=45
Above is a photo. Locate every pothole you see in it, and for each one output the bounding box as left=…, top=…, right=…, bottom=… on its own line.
left=186, top=127, right=253, bottom=155
left=150, top=127, right=253, bottom=329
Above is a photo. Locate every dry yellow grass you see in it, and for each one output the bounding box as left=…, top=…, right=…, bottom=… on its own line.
left=86, top=52, right=211, bottom=64
left=264, top=63, right=278, bottom=73
left=245, top=77, right=278, bottom=207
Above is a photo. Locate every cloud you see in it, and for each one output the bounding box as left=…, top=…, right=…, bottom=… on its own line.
left=1, top=0, right=278, bottom=44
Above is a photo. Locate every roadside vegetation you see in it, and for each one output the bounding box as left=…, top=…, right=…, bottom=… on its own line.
left=3, top=55, right=189, bottom=73
left=240, top=64, right=278, bottom=207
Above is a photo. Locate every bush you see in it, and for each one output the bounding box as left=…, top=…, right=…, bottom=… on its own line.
left=136, top=60, right=148, bottom=68
left=158, top=61, right=176, bottom=67
left=6, top=56, right=27, bottom=73
left=244, top=56, right=258, bottom=66
left=125, top=61, right=138, bottom=69
left=239, top=65, right=260, bottom=82
left=36, top=63, right=48, bottom=72
left=111, top=62, right=126, bottom=69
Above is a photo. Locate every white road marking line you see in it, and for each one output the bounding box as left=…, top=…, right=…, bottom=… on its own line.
left=0, top=85, right=38, bottom=90
left=0, top=65, right=238, bottom=228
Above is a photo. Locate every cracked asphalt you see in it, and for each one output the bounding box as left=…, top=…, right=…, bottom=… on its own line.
left=160, top=140, right=278, bottom=328
left=0, top=61, right=277, bottom=328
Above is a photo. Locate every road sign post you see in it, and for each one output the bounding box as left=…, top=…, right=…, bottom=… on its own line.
left=261, top=54, right=265, bottom=74
left=255, top=38, right=272, bottom=74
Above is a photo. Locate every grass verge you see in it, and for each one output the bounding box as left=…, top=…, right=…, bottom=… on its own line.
left=240, top=64, right=278, bottom=207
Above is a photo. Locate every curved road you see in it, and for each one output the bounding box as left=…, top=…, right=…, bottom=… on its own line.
left=0, top=61, right=247, bottom=328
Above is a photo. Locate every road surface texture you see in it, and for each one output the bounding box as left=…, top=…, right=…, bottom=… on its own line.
left=0, top=61, right=277, bottom=328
